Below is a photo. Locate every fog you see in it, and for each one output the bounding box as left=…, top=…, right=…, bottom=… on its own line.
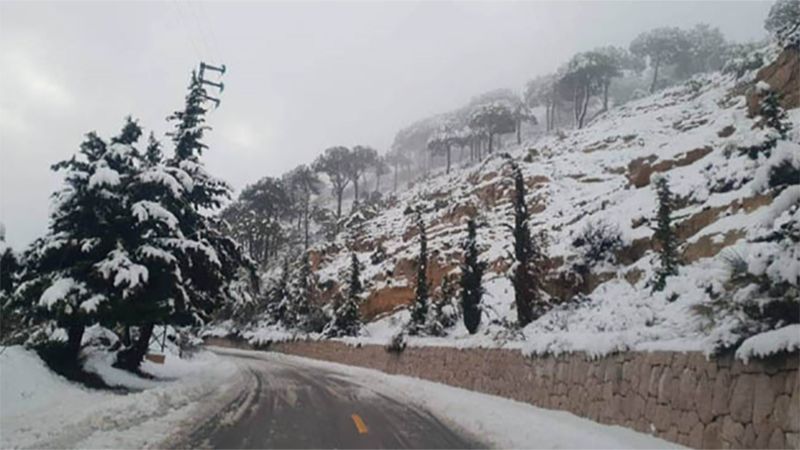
left=0, top=1, right=771, bottom=249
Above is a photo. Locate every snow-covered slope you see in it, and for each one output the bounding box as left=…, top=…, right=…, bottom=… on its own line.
left=243, top=47, right=799, bottom=360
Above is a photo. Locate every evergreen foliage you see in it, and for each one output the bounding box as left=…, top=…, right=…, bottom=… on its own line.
left=509, top=162, right=548, bottom=327
left=652, top=176, right=679, bottom=292
left=323, top=253, right=362, bottom=337
left=12, top=70, right=249, bottom=371
left=290, top=252, right=326, bottom=332
left=460, top=218, right=485, bottom=334
left=408, top=212, right=429, bottom=335
left=765, top=0, right=800, bottom=48
left=741, top=87, right=792, bottom=160
left=427, top=275, right=458, bottom=336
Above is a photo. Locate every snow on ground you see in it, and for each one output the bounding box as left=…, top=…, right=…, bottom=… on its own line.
left=0, top=345, right=238, bottom=449
left=255, top=49, right=798, bottom=361
left=215, top=347, right=682, bottom=449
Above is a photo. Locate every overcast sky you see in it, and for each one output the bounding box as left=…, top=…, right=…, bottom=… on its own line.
left=0, top=1, right=771, bottom=249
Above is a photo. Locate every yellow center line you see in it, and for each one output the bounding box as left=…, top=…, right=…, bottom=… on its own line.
left=351, top=413, right=369, bottom=434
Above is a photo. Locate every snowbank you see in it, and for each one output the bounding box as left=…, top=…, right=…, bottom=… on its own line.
left=0, top=345, right=238, bottom=448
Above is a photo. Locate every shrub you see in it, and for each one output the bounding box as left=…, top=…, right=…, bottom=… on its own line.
left=572, top=220, right=624, bottom=267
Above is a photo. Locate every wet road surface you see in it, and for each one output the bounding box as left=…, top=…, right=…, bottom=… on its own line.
left=184, top=348, right=485, bottom=449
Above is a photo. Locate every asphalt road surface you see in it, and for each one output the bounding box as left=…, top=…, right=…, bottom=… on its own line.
left=184, top=348, right=484, bottom=449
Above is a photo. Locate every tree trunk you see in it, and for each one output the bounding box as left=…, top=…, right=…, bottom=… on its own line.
left=336, top=190, right=343, bottom=219
left=488, top=133, right=494, bottom=154
left=393, top=162, right=398, bottom=192
left=303, top=196, right=310, bottom=249
left=446, top=145, right=451, bottom=174
left=516, top=119, right=522, bottom=145
left=650, top=58, right=661, bottom=93
left=66, top=325, right=84, bottom=360
left=115, top=323, right=154, bottom=372
left=353, top=177, right=359, bottom=204
left=578, top=85, right=590, bottom=129
left=121, top=325, right=131, bottom=347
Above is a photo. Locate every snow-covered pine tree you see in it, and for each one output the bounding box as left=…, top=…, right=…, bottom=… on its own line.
left=291, top=251, right=326, bottom=332
left=652, top=176, right=679, bottom=292
left=0, top=246, right=20, bottom=296
left=163, top=70, right=251, bottom=327
left=323, top=253, right=363, bottom=337
left=408, top=212, right=429, bottom=335
left=742, top=86, right=793, bottom=159
left=16, top=120, right=145, bottom=362
left=266, top=257, right=292, bottom=326
left=509, top=162, right=548, bottom=327
left=460, top=218, right=485, bottom=334
left=427, top=275, right=458, bottom=336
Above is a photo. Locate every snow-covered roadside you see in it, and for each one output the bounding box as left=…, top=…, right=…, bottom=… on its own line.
left=212, top=346, right=682, bottom=449
left=0, top=346, right=239, bottom=449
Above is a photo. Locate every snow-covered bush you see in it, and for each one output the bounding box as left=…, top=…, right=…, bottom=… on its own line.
left=385, top=329, right=407, bottom=353
left=571, top=220, right=623, bottom=267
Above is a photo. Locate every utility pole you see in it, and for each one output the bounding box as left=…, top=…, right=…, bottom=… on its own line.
left=198, top=62, right=226, bottom=108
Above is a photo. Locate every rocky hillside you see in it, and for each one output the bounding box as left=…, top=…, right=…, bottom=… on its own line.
left=295, top=46, right=799, bottom=357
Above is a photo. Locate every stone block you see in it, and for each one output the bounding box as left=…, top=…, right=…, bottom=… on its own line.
left=753, top=374, right=777, bottom=425
left=677, top=367, right=697, bottom=411
left=687, top=422, right=704, bottom=449
left=654, top=404, right=673, bottom=431
left=767, top=429, right=785, bottom=449
left=788, top=382, right=800, bottom=432
left=657, top=368, right=673, bottom=405
left=648, top=366, right=662, bottom=397
left=677, top=410, right=700, bottom=434
left=712, top=368, right=732, bottom=416
left=702, top=420, right=723, bottom=449
left=720, top=416, right=745, bottom=448
left=742, top=423, right=757, bottom=448
left=695, top=372, right=714, bottom=424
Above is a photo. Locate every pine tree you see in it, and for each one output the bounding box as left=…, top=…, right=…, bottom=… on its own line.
left=460, top=218, right=485, bottom=334
left=652, top=176, right=679, bottom=292
left=408, top=212, right=429, bottom=335
left=266, top=258, right=292, bottom=325
left=17, top=120, right=144, bottom=362
left=162, top=70, right=250, bottom=328
left=291, top=251, right=326, bottom=332
left=509, top=162, right=548, bottom=327
left=323, top=253, right=362, bottom=337
left=114, top=71, right=249, bottom=370
left=428, top=275, right=458, bottom=336
left=742, top=88, right=793, bottom=159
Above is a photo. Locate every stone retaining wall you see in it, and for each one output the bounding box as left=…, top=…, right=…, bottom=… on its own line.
left=207, top=338, right=799, bottom=449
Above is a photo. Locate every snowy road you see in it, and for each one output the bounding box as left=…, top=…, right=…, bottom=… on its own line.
left=177, top=347, right=679, bottom=450
left=184, top=347, right=484, bottom=449
left=1, top=345, right=679, bottom=449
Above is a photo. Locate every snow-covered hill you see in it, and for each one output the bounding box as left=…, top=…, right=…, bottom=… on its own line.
left=245, top=46, right=799, bottom=360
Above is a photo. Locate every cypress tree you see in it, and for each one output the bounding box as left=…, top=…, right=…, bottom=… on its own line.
left=652, top=176, right=679, bottom=292
left=510, top=162, right=547, bottom=327
left=460, top=218, right=485, bottom=334
left=409, top=212, right=429, bottom=335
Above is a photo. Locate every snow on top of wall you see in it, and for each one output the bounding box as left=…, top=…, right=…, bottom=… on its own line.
left=735, top=324, right=800, bottom=363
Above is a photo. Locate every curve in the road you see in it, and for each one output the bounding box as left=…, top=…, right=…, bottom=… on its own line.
left=183, top=348, right=485, bottom=449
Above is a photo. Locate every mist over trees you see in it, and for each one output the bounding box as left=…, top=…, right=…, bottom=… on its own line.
left=204, top=12, right=781, bottom=341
